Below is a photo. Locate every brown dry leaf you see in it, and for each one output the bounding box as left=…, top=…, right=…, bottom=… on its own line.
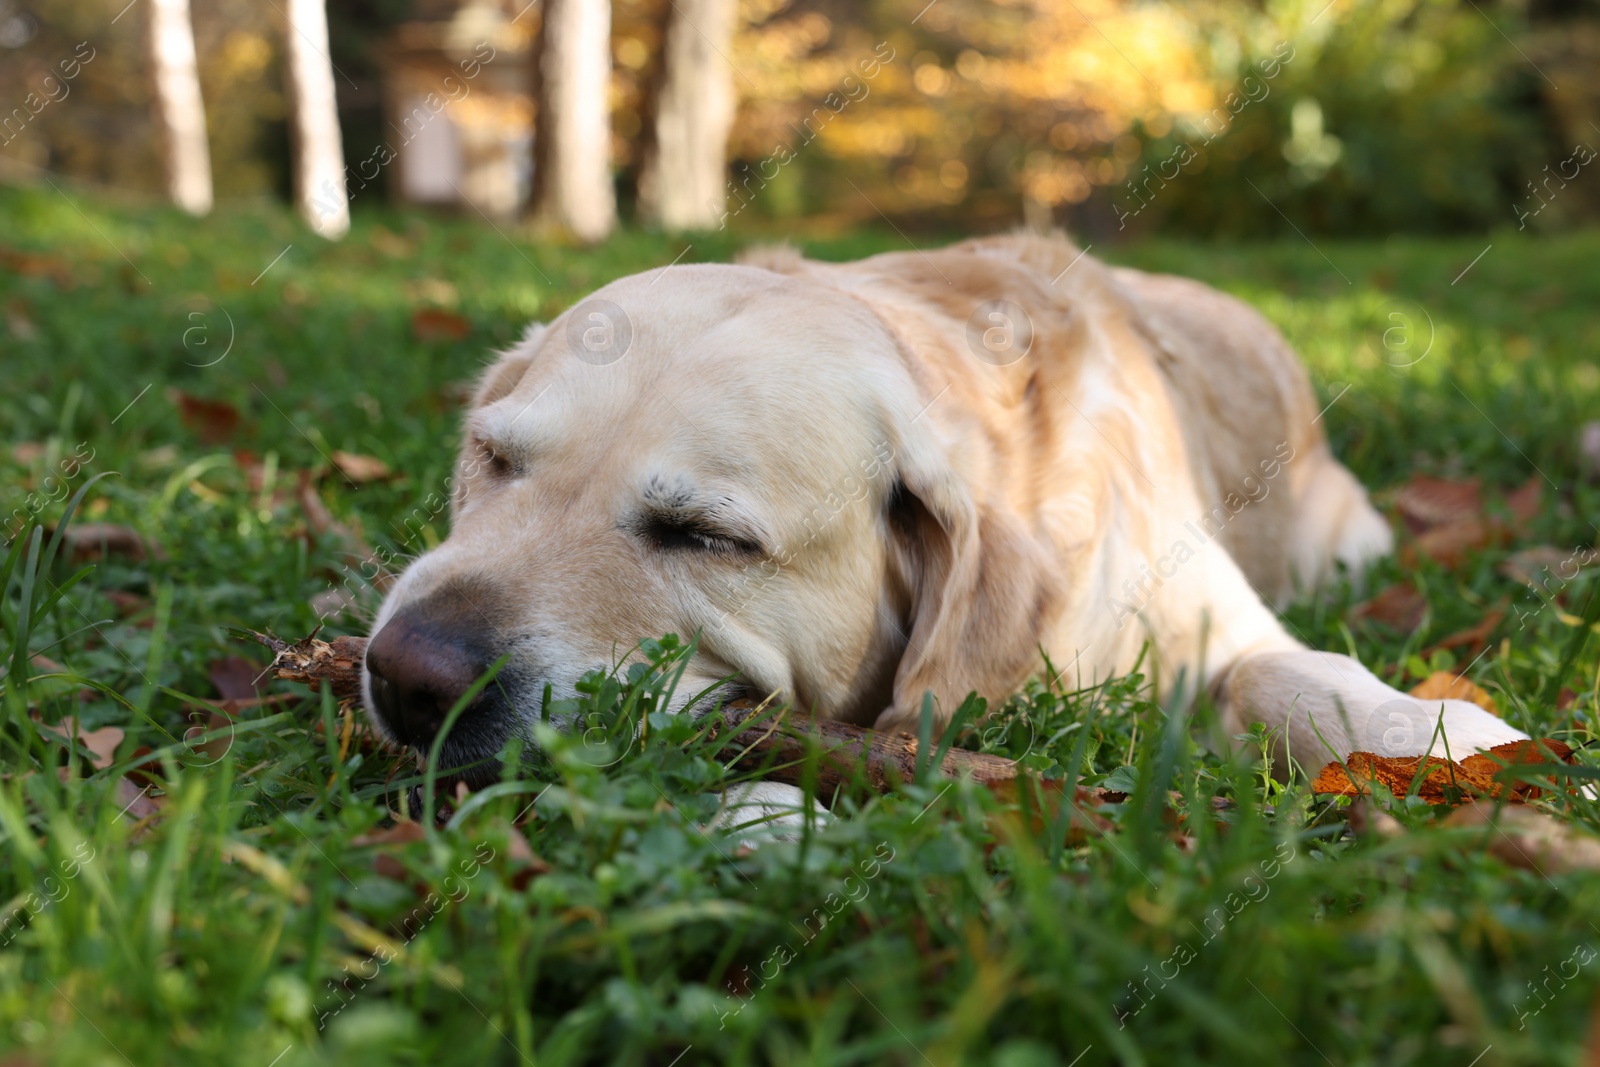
left=80, top=726, right=125, bottom=769
left=1405, top=516, right=1505, bottom=570
left=490, top=821, right=552, bottom=889
left=104, top=589, right=151, bottom=617
left=989, top=779, right=1119, bottom=846
left=1388, top=472, right=1541, bottom=572
left=115, top=776, right=162, bottom=821
left=123, top=745, right=163, bottom=789
left=1502, top=477, right=1543, bottom=533
left=1444, top=801, right=1600, bottom=875
left=53, top=523, right=156, bottom=563
left=1409, top=671, right=1497, bottom=713
left=0, top=246, right=74, bottom=287
left=1391, top=474, right=1481, bottom=533
left=233, top=449, right=270, bottom=492
left=1313, top=740, right=1575, bottom=807
left=41, top=719, right=125, bottom=770
left=169, top=389, right=242, bottom=444
left=331, top=450, right=392, bottom=484
left=353, top=820, right=427, bottom=881
left=296, top=474, right=384, bottom=586
left=1491, top=547, right=1568, bottom=588
left=208, top=656, right=262, bottom=703
left=410, top=307, right=471, bottom=342
left=1350, top=583, right=1427, bottom=632
left=1418, top=607, right=1505, bottom=659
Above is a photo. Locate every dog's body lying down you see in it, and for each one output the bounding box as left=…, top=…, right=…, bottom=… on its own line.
left=361, top=233, right=1525, bottom=812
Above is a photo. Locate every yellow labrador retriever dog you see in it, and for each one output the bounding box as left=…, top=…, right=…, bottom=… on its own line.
left=362, top=233, right=1525, bottom=822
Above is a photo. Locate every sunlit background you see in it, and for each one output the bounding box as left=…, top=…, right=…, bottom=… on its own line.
left=4, top=0, right=1595, bottom=242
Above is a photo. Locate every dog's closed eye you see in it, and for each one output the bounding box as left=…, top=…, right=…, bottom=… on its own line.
left=472, top=436, right=518, bottom=479
left=642, top=516, right=762, bottom=558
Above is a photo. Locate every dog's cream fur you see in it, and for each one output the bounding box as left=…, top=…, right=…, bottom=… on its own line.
left=365, top=234, right=1525, bottom=793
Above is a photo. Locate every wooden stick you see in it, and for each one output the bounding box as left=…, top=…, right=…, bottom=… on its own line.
left=247, top=629, right=367, bottom=700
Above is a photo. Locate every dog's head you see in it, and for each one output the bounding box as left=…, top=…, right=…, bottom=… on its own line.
left=362, top=262, right=1058, bottom=777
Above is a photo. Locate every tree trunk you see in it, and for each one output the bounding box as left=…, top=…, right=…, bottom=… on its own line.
left=147, top=0, right=212, bottom=216
left=530, top=0, right=616, bottom=243
left=283, top=0, right=349, bottom=239
left=638, top=0, right=735, bottom=231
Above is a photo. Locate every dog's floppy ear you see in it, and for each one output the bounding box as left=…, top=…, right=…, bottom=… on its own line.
left=877, top=431, right=1060, bottom=734
left=470, top=323, right=546, bottom=408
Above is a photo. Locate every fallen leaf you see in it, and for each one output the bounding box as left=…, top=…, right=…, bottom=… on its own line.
left=1444, top=801, right=1600, bottom=875
left=1391, top=474, right=1481, bottom=533
left=169, top=389, right=241, bottom=444
left=411, top=308, right=471, bottom=342
left=208, top=656, right=262, bottom=703
left=104, top=589, right=151, bottom=617
left=1417, top=607, right=1505, bottom=660
left=124, top=745, right=162, bottom=789
left=331, top=450, right=392, bottom=484
left=490, top=821, right=551, bottom=889
left=51, top=523, right=157, bottom=563
left=41, top=719, right=125, bottom=769
left=1409, top=671, right=1497, bottom=713
left=1405, top=516, right=1504, bottom=570
left=297, top=474, right=385, bottom=586
left=353, top=820, right=427, bottom=882
left=1500, top=545, right=1578, bottom=588
left=0, top=246, right=74, bottom=287
left=1350, top=583, right=1427, bottom=632
left=1313, top=740, right=1575, bottom=807
left=115, top=776, right=162, bottom=821
left=1501, top=477, right=1542, bottom=532
left=1345, top=796, right=1404, bottom=839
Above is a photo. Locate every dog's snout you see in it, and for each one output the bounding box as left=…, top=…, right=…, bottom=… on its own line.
left=365, top=610, right=491, bottom=748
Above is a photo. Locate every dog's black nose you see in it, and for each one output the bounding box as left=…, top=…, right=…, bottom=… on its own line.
left=365, top=610, right=490, bottom=749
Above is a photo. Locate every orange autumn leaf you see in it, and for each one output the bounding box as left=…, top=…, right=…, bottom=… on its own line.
left=1409, top=671, right=1497, bottom=713
left=1313, top=740, right=1576, bottom=807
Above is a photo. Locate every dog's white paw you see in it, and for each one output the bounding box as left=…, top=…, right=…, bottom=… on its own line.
left=706, top=781, right=830, bottom=846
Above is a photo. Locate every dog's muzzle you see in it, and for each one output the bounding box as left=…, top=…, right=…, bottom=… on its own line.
left=364, top=597, right=499, bottom=751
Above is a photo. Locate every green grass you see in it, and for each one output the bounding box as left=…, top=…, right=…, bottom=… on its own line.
left=2, top=182, right=1599, bottom=1067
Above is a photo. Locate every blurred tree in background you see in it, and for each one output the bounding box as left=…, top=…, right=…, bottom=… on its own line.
left=0, top=0, right=1595, bottom=237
